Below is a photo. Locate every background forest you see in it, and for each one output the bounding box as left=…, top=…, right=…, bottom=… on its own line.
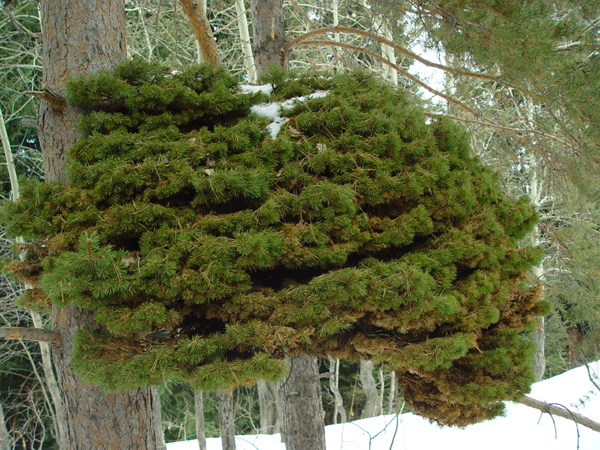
left=0, top=0, right=599, bottom=449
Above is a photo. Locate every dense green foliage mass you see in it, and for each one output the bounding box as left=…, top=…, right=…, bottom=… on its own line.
left=1, top=60, right=546, bottom=426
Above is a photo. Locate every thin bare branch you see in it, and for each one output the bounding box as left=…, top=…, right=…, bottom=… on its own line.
left=424, top=113, right=575, bottom=150
left=519, top=395, right=600, bottom=433
left=291, top=39, right=484, bottom=119
left=0, top=327, right=61, bottom=345
left=287, top=26, right=501, bottom=83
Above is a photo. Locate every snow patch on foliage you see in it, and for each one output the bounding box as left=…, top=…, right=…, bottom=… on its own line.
left=241, top=85, right=329, bottom=139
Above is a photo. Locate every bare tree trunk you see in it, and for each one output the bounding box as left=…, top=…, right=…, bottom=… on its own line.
left=235, top=0, right=257, bottom=83
left=327, top=356, right=346, bottom=424
left=527, top=147, right=546, bottom=382
left=39, top=1, right=165, bottom=448
left=361, top=1, right=397, bottom=85
left=257, top=379, right=276, bottom=433
left=378, top=369, right=385, bottom=415
left=217, top=389, right=236, bottom=450
left=0, top=398, right=11, bottom=450
left=194, top=390, right=207, bottom=450
left=387, top=371, right=397, bottom=414
left=250, top=0, right=287, bottom=73
left=359, top=359, right=379, bottom=418
left=279, top=354, right=326, bottom=450
left=179, top=0, right=220, bottom=67
left=272, top=381, right=284, bottom=435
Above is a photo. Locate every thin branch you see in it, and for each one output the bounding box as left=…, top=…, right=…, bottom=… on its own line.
left=424, top=113, right=575, bottom=150
left=287, top=26, right=502, bottom=84
left=519, top=395, right=600, bottom=433
left=0, top=327, right=61, bottom=345
left=291, top=39, right=484, bottom=119
left=4, top=5, right=40, bottom=40
left=288, top=0, right=317, bottom=30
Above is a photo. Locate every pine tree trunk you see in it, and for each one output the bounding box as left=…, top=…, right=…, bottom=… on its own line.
left=250, top=0, right=287, bottom=73
left=359, top=359, right=379, bottom=418
left=279, top=354, right=326, bottom=450
left=217, top=389, right=236, bottom=450
left=39, top=1, right=165, bottom=448
left=194, top=390, right=207, bottom=450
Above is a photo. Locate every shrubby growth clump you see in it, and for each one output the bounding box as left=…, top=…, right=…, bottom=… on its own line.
left=1, top=60, right=546, bottom=426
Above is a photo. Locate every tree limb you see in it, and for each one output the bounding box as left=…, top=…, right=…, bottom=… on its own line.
left=519, top=395, right=600, bottom=433
left=287, top=26, right=502, bottom=84
left=291, top=39, right=484, bottom=120
left=0, top=327, right=61, bottom=345
left=178, top=0, right=220, bottom=68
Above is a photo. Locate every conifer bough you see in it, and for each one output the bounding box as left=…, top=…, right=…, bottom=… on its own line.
left=1, top=61, right=547, bottom=426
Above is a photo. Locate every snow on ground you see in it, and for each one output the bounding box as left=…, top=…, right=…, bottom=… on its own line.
left=168, top=361, right=600, bottom=450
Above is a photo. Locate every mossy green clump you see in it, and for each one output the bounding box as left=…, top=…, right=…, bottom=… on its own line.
left=1, top=59, right=546, bottom=426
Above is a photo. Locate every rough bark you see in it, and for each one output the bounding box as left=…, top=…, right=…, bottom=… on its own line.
left=194, top=390, right=207, bottom=450
left=217, top=389, right=236, bottom=450
left=39, top=1, right=166, bottom=448
left=359, top=359, right=379, bottom=418
left=279, top=354, right=326, bottom=450
left=250, top=0, right=287, bottom=73
left=179, top=0, right=220, bottom=67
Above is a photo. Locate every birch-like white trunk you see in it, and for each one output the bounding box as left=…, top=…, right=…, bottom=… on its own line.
left=362, top=1, right=397, bottom=85
left=528, top=153, right=546, bottom=381
left=327, top=356, right=347, bottom=424
left=194, top=390, right=207, bottom=450
left=359, top=359, right=379, bottom=418
left=235, top=0, right=257, bottom=83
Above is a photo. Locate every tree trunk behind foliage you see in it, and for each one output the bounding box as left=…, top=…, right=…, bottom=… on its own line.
left=359, top=359, right=379, bottom=418
left=39, top=1, right=165, bottom=448
left=217, top=389, right=236, bottom=450
left=279, top=354, right=326, bottom=450
left=328, top=356, right=346, bottom=424
left=194, top=390, right=207, bottom=450
left=250, top=0, right=287, bottom=73
left=257, top=379, right=277, bottom=434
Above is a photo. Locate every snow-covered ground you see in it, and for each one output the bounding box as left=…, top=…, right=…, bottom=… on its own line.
left=167, top=361, right=600, bottom=450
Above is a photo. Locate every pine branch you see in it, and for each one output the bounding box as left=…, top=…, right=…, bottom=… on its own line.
left=519, top=395, right=600, bottom=433
left=0, top=327, right=62, bottom=345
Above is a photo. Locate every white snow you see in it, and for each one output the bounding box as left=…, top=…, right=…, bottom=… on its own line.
left=241, top=85, right=329, bottom=139
left=167, top=360, right=600, bottom=450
